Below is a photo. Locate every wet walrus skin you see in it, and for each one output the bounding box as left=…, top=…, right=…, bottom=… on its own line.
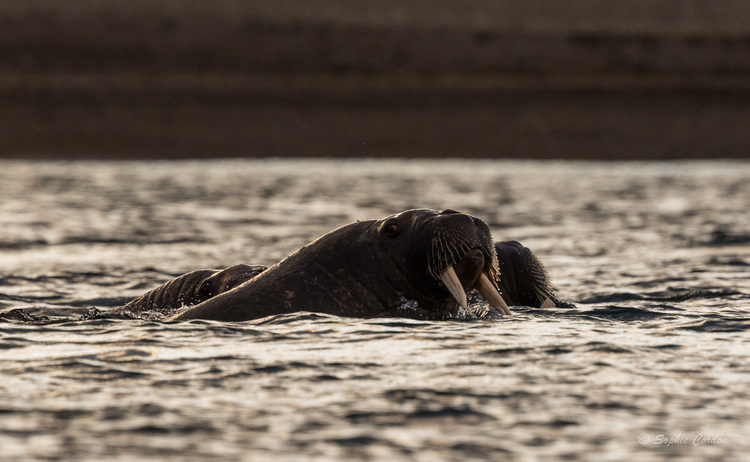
left=166, top=209, right=511, bottom=322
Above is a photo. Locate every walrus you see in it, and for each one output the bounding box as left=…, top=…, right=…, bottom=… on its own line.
left=122, top=213, right=566, bottom=319
left=159, top=209, right=510, bottom=321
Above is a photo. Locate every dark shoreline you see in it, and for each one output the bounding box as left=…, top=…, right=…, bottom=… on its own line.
left=5, top=74, right=750, bottom=160
left=4, top=1, right=750, bottom=160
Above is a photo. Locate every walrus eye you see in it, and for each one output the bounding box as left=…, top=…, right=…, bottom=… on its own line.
left=384, top=224, right=400, bottom=239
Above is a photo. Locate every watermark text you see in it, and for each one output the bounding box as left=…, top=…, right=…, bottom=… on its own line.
left=638, top=433, right=728, bottom=447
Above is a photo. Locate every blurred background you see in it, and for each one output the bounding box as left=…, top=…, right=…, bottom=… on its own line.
left=2, top=0, right=750, bottom=160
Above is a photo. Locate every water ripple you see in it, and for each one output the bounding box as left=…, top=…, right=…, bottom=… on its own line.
left=1, top=160, right=749, bottom=461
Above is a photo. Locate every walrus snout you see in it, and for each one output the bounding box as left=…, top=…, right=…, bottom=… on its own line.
left=425, top=212, right=511, bottom=315
left=451, top=249, right=486, bottom=288
left=494, top=241, right=558, bottom=308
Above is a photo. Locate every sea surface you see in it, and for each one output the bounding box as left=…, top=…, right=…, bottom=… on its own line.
left=1, top=159, right=748, bottom=461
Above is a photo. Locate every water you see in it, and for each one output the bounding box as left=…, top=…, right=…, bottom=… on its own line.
left=1, top=159, right=748, bottom=461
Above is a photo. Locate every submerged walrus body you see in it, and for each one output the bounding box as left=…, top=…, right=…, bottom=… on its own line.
left=122, top=264, right=266, bottom=313
left=123, top=209, right=563, bottom=321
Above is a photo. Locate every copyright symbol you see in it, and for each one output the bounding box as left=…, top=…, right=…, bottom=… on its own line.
left=638, top=433, right=650, bottom=445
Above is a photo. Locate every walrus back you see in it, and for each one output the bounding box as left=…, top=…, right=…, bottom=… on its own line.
left=122, top=269, right=219, bottom=313
left=168, top=220, right=400, bottom=322
left=122, top=264, right=267, bottom=314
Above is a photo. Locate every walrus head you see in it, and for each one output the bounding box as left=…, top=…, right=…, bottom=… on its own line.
left=373, top=209, right=511, bottom=317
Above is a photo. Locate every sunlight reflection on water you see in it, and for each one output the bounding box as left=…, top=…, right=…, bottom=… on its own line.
left=0, top=159, right=749, bottom=461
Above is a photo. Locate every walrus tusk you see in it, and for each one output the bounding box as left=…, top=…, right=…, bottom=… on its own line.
left=477, top=273, right=511, bottom=315
left=540, top=297, right=556, bottom=308
left=440, top=266, right=468, bottom=310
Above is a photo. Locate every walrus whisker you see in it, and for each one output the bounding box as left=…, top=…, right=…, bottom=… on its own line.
left=440, top=266, right=468, bottom=311
left=477, top=274, right=511, bottom=315
left=448, top=242, right=463, bottom=265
